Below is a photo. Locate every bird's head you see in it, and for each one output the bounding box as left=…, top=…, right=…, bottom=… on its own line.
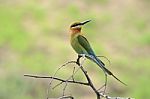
left=70, top=20, right=91, bottom=33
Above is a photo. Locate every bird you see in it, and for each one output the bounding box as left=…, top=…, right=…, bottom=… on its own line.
left=69, top=20, right=126, bottom=85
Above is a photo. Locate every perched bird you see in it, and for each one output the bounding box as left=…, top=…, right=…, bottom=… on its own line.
left=69, top=20, right=126, bottom=85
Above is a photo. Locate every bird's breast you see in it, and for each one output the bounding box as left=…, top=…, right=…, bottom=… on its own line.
left=70, top=35, right=87, bottom=54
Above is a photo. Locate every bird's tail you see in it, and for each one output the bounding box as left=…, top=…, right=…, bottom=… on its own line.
left=91, top=55, right=126, bottom=85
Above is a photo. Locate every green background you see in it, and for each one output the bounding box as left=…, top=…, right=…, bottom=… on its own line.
left=0, top=0, right=150, bottom=99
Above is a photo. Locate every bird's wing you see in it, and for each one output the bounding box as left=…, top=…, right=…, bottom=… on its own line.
left=77, top=35, right=126, bottom=85
left=77, top=35, right=94, bottom=55
left=78, top=35, right=105, bottom=66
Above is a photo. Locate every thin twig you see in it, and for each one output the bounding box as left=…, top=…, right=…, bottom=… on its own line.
left=52, top=81, right=64, bottom=89
left=62, top=82, right=68, bottom=96
left=96, top=55, right=111, bottom=67
left=47, top=95, right=74, bottom=99
left=52, top=66, right=81, bottom=90
left=47, top=61, right=76, bottom=98
left=51, top=61, right=84, bottom=95
left=24, top=74, right=89, bottom=86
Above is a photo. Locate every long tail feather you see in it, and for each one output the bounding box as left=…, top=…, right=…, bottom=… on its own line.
left=99, top=64, right=127, bottom=85
left=89, top=55, right=127, bottom=86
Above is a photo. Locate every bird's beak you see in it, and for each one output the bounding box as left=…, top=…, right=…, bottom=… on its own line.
left=80, top=20, right=91, bottom=25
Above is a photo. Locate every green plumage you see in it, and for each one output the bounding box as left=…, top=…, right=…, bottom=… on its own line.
left=71, top=34, right=94, bottom=55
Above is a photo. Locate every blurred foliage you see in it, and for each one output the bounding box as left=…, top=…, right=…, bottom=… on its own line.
left=0, top=0, right=150, bottom=99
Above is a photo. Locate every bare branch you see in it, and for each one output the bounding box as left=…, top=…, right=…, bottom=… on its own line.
left=96, top=55, right=111, bottom=67
left=24, top=54, right=133, bottom=99
left=76, top=55, right=101, bottom=99
left=47, top=60, right=76, bottom=98
left=47, top=95, right=74, bottom=99
left=24, top=74, right=89, bottom=86
left=99, top=92, right=134, bottom=99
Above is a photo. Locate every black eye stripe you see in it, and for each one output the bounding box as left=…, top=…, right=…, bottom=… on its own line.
left=71, top=23, right=82, bottom=27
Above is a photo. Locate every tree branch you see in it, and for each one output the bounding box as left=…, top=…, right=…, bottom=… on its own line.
left=76, top=55, right=101, bottom=99
left=24, top=54, right=133, bottom=99
left=24, top=74, right=89, bottom=86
